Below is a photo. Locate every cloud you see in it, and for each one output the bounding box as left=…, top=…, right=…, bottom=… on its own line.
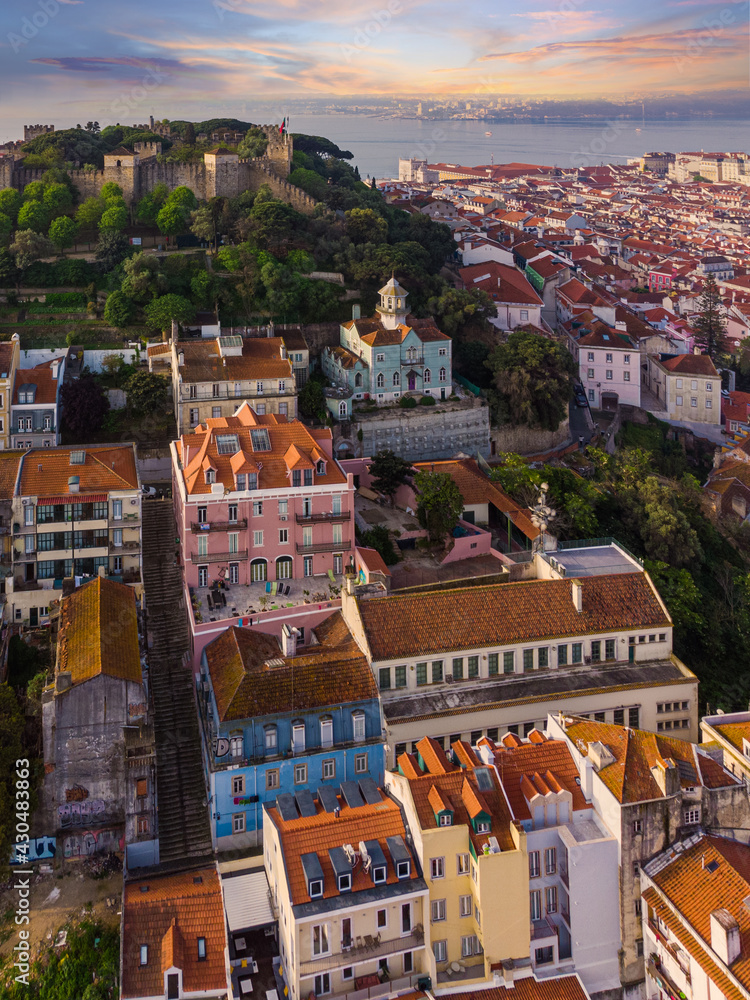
left=30, top=56, right=184, bottom=73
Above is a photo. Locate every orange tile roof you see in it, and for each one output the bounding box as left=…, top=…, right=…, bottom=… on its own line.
left=356, top=546, right=391, bottom=578
left=646, top=836, right=750, bottom=997
left=179, top=404, right=347, bottom=496
left=357, top=571, right=670, bottom=662
left=179, top=337, right=293, bottom=383
left=57, top=577, right=141, bottom=686
left=20, top=444, right=138, bottom=496
left=705, top=719, right=750, bottom=754
left=13, top=361, right=59, bottom=406
left=0, top=342, right=16, bottom=378
left=437, top=974, right=590, bottom=1000
left=561, top=716, right=738, bottom=803
left=204, top=614, right=377, bottom=722
left=490, top=738, right=591, bottom=820
left=657, top=353, right=719, bottom=377
left=0, top=451, right=23, bottom=499
left=121, top=866, right=228, bottom=999
left=267, top=789, right=421, bottom=906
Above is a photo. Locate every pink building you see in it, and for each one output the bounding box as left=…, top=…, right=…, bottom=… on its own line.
left=172, top=402, right=355, bottom=592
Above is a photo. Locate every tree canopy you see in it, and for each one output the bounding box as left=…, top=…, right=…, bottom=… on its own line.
left=485, top=330, right=576, bottom=430
left=415, top=470, right=464, bottom=543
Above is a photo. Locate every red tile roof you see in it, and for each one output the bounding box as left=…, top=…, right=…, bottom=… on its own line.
left=57, top=577, right=141, bottom=686
left=20, top=444, right=138, bottom=496
left=121, top=866, right=229, bottom=999
left=436, top=974, right=590, bottom=1000
left=13, top=360, right=59, bottom=406
left=357, top=571, right=670, bottom=662
left=657, top=353, right=719, bottom=377
left=489, top=738, right=591, bottom=820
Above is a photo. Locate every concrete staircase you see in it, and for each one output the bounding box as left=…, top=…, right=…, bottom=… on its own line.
left=142, top=500, right=213, bottom=866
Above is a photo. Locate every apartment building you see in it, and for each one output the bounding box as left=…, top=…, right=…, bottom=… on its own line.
left=641, top=835, right=750, bottom=1000
left=386, top=736, right=529, bottom=989
left=0, top=335, right=21, bottom=450
left=478, top=733, right=620, bottom=996
left=8, top=444, right=142, bottom=625
left=264, top=782, right=429, bottom=1000
left=197, top=618, right=385, bottom=849
left=547, top=713, right=750, bottom=999
left=171, top=335, right=297, bottom=435
left=337, top=542, right=699, bottom=763
left=644, top=353, right=721, bottom=426
left=171, top=403, right=355, bottom=590
left=10, top=357, right=64, bottom=449
left=700, top=710, right=750, bottom=782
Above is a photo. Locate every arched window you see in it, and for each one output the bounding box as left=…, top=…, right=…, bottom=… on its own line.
left=424, top=368, right=431, bottom=384
left=205, top=469, right=215, bottom=484
left=320, top=716, right=333, bottom=748
left=276, top=555, right=293, bottom=580
left=376, top=373, right=384, bottom=389
left=250, top=558, right=267, bottom=582
left=339, top=401, right=347, bottom=417
left=439, top=367, right=447, bottom=382
left=116, top=159, right=121, bottom=167
left=393, top=372, right=400, bottom=386
left=354, top=372, right=363, bottom=387
left=352, top=711, right=366, bottom=742
left=264, top=724, right=277, bottom=752
left=407, top=347, right=416, bottom=361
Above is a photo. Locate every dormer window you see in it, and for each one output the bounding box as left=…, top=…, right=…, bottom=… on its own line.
left=235, top=474, right=246, bottom=490
left=396, top=860, right=410, bottom=879
left=373, top=865, right=387, bottom=884
left=338, top=873, right=352, bottom=893
left=205, top=469, right=215, bottom=484
left=309, top=879, right=323, bottom=898
left=304, top=469, right=313, bottom=487
left=476, top=820, right=490, bottom=834
left=439, top=814, right=452, bottom=827
left=248, top=473, right=258, bottom=491
left=316, top=460, right=326, bottom=475
left=197, top=937, right=206, bottom=961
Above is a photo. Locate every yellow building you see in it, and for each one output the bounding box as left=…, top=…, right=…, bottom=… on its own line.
left=264, top=782, right=429, bottom=1000
left=386, top=737, right=529, bottom=989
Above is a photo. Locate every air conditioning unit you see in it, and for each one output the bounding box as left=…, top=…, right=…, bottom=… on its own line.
left=279, top=515, right=287, bottom=521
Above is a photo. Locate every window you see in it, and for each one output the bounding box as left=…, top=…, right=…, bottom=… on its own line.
left=462, top=935, right=481, bottom=958
left=354, top=753, right=367, bottom=773
left=624, top=371, right=631, bottom=382
left=457, top=853, right=470, bottom=875
left=530, top=890, right=542, bottom=921
left=523, top=649, right=534, bottom=671
left=635, top=899, right=642, bottom=917
left=629, top=707, right=639, bottom=728
left=591, top=640, right=601, bottom=662
left=136, top=778, right=148, bottom=798
left=439, top=367, right=447, bottom=382
left=706, top=381, right=713, bottom=392
left=529, top=851, right=540, bottom=878
left=137, top=816, right=149, bottom=834
left=278, top=528, right=288, bottom=544
left=459, top=894, right=472, bottom=917
left=253, top=530, right=263, bottom=546
left=691, top=380, right=698, bottom=391
left=416, top=662, right=428, bottom=686
left=379, top=667, right=391, bottom=690
left=24, top=504, right=34, bottom=526
left=230, top=736, right=243, bottom=758
left=535, top=946, right=554, bottom=966
left=403, top=952, right=413, bottom=974
left=352, top=711, right=366, bottom=742
left=691, top=397, right=698, bottom=407
left=614, top=708, right=624, bottom=726
left=320, top=717, right=333, bottom=748
left=503, top=651, right=515, bottom=674
left=706, top=399, right=712, bottom=409
left=292, top=721, right=305, bottom=753
left=266, top=769, right=279, bottom=790
left=232, top=775, right=245, bottom=795
left=395, top=665, right=407, bottom=688
left=322, top=758, right=335, bottom=780
left=633, top=819, right=642, bottom=834
left=198, top=937, right=207, bottom=960
left=424, top=368, right=431, bottom=384
left=431, top=899, right=446, bottom=922
left=430, top=857, right=445, bottom=879
left=264, top=725, right=277, bottom=751
left=233, top=813, right=246, bottom=834
left=676, top=378, right=683, bottom=389
left=573, top=642, right=583, bottom=663
left=587, top=352, right=595, bottom=362
left=545, top=886, right=558, bottom=914
left=676, top=395, right=683, bottom=406
left=537, top=647, right=548, bottom=668
left=588, top=368, right=595, bottom=379
left=606, top=369, right=613, bottom=380
left=545, top=847, right=556, bottom=875
left=488, top=653, right=499, bottom=675
left=468, top=655, right=479, bottom=678
left=376, top=373, right=384, bottom=388
left=433, top=940, right=447, bottom=963
left=439, top=813, right=452, bottom=827
left=633, top=861, right=640, bottom=877
left=624, top=354, right=630, bottom=364
left=140, top=944, right=148, bottom=966
left=605, top=639, right=616, bottom=660
left=637, top=940, right=645, bottom=958
left=112, top=499, right=122, bottom=521
left=376, top=353, right=385, bottom=362
left=684, top=808, right=700, bottom=825
left=312, top=925, right=330, bottom=956
left=343, top=967, right=353, bottom=981
left=294, top=762, right=307, bottom=784
left=212, top=406, right=221, bottom=419
left=557, top=644, right=568, bottom=666
left=588, top=389, right=595, bottom=402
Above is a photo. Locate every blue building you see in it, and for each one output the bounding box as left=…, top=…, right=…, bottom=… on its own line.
left=321, top=277, right=452, bottom=420
left=197, top=616, right=386, bottom=849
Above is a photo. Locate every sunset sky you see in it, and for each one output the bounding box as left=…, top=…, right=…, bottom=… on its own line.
left=0, top=0, right=747, bottom=138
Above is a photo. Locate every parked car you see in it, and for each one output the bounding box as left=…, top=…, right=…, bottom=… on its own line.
left=574, top=388, right=588, bottom=408
left=141, top=485, right=157, bottom=497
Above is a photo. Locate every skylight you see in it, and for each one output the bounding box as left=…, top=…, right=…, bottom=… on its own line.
left=250, top=428, right=271, bottom=452
left=69, top=451, right=86, bottom=465
left=216, top=434, right=239, bottom=455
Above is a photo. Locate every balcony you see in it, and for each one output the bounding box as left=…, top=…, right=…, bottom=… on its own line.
left=559, top=866, right=569, bottom=888
left=401, top=355, right=426, bottom=366
left=648, top=924, right=691, bottom=985
left=531, top=916, right=558, bottom=942
left=296, top=540, right=352, bottom=555
left=190, top=519, right=248, bottom=533
left=299, top=929, right=425, bottom=976
left=296, top=511, right=351, bottom=524
left=109, top=541, right=141, bottom=553
left=181, top=385, right=292, bottom=402
left=190, top=550, right=248, bottom=564
left=647, top=956, right=689, bottom=1000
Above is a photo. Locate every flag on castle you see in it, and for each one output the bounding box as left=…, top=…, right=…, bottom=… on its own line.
left=279, top=118, right=286, bottom=134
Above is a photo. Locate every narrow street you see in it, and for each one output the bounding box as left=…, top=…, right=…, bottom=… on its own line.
left=141, top=500, right=213, bottom=866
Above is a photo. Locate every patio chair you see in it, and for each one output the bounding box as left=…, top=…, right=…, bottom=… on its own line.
left=284, top=584, right=291, bottom=596
left=327, top=568, right=336, bottom=584
left=265, top=582, right=271, bottom=594
left=271, top=582, right=278, bottom=596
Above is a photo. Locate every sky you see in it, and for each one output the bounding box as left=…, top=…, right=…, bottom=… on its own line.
left=0, top=0, right=748, bottom=140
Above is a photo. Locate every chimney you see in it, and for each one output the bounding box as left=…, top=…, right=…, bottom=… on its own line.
left=67, top=475, right=80, bottom=494
left=571, top=580, right=583, bottom=613
left=502, top=960, right=515, bottom=989
left=344, top=565, right=357, bottom=595
left=650, top=757, right=681, bottom=797
left=711, top=909, right=741, bottom=965
left=281, top=623, right=298, bottom=658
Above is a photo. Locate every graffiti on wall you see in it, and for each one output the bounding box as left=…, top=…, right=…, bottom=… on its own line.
left=63, top=828, right=123, bottom=858
left=58, top=799, right=106, bottom=827
left=65, top=785, right=89, bottom=802
left=10, top=836, right=56, bottom=864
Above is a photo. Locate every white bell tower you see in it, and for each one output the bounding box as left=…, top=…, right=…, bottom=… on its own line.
left=376, top=275, right=409, bottom=330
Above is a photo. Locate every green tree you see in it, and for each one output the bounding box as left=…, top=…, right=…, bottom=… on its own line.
left=0, top=212, right=13, bottom=244
left=190, top=197, right=231, bottom=251
left=144, top=292, right=195, bottom=332
left=157, top=202, right=189, bottom=236
left=369, top=449, right=413, bottom=503
left=636, top=477, right=702, bottom=567
left=100, top=181, right=124, bottom=202
left=414, top=470, right=464, bottom=543
left=184, top=121, right=196, bottom=145
left=22, top=180, right=46, bottom=201
left=0, top=188, right=22, bottom=224
left=359, top=524, right=398, bottom=565
left=76, top=195, right=105, bottom=229
left=485, top=329, right=576, bottom=430
left=345, top=207, right=388, bottom=245
left=104, top=289, right=135, bottom=327
left=693, top=273, right=727, bottom=364
left=17, top=200, right=50, bottom=233
left=60, top=375, right=109, bottom=438
left=95, top=230, right=130, bottom=272
left=99, top=202, right=128, bottom=232
left=48, top=215, right=78, bottom=253
left=10, top=230, right=55, bottom=284
left=43, top=182, right=74, bottom=216
left=121, top=252, right=167, bottom=301
left=237, top=127, right=268, bottom=158
left=124, top=370, right=169, bottom=414
left=297, top=375, right=327, bottom=422
left=135, top=183, right=169, bottom=225
left=427, top=287, right=496, bottom=337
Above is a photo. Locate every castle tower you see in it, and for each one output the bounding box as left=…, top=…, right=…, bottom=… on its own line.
left=103, top=147, right=140, bottom=202
left=375, top=276, right=409, bottom=330
left=203, top=146, right=240, bottom=198
left=263, top=128, right=293, bottom=178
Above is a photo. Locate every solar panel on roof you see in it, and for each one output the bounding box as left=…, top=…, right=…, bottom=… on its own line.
left=250, top=428, right=271, bottom=452
left=358, top=777, right=381, bottom=805
left=276, top=793, right=299, bottom=822
left=295, top=790, right=317, bottom=818
left=340, top=781, right=364, bottom=810
left=474, top=767, right=494, bottom=791
left=317, top=786, right=340, bottom=813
